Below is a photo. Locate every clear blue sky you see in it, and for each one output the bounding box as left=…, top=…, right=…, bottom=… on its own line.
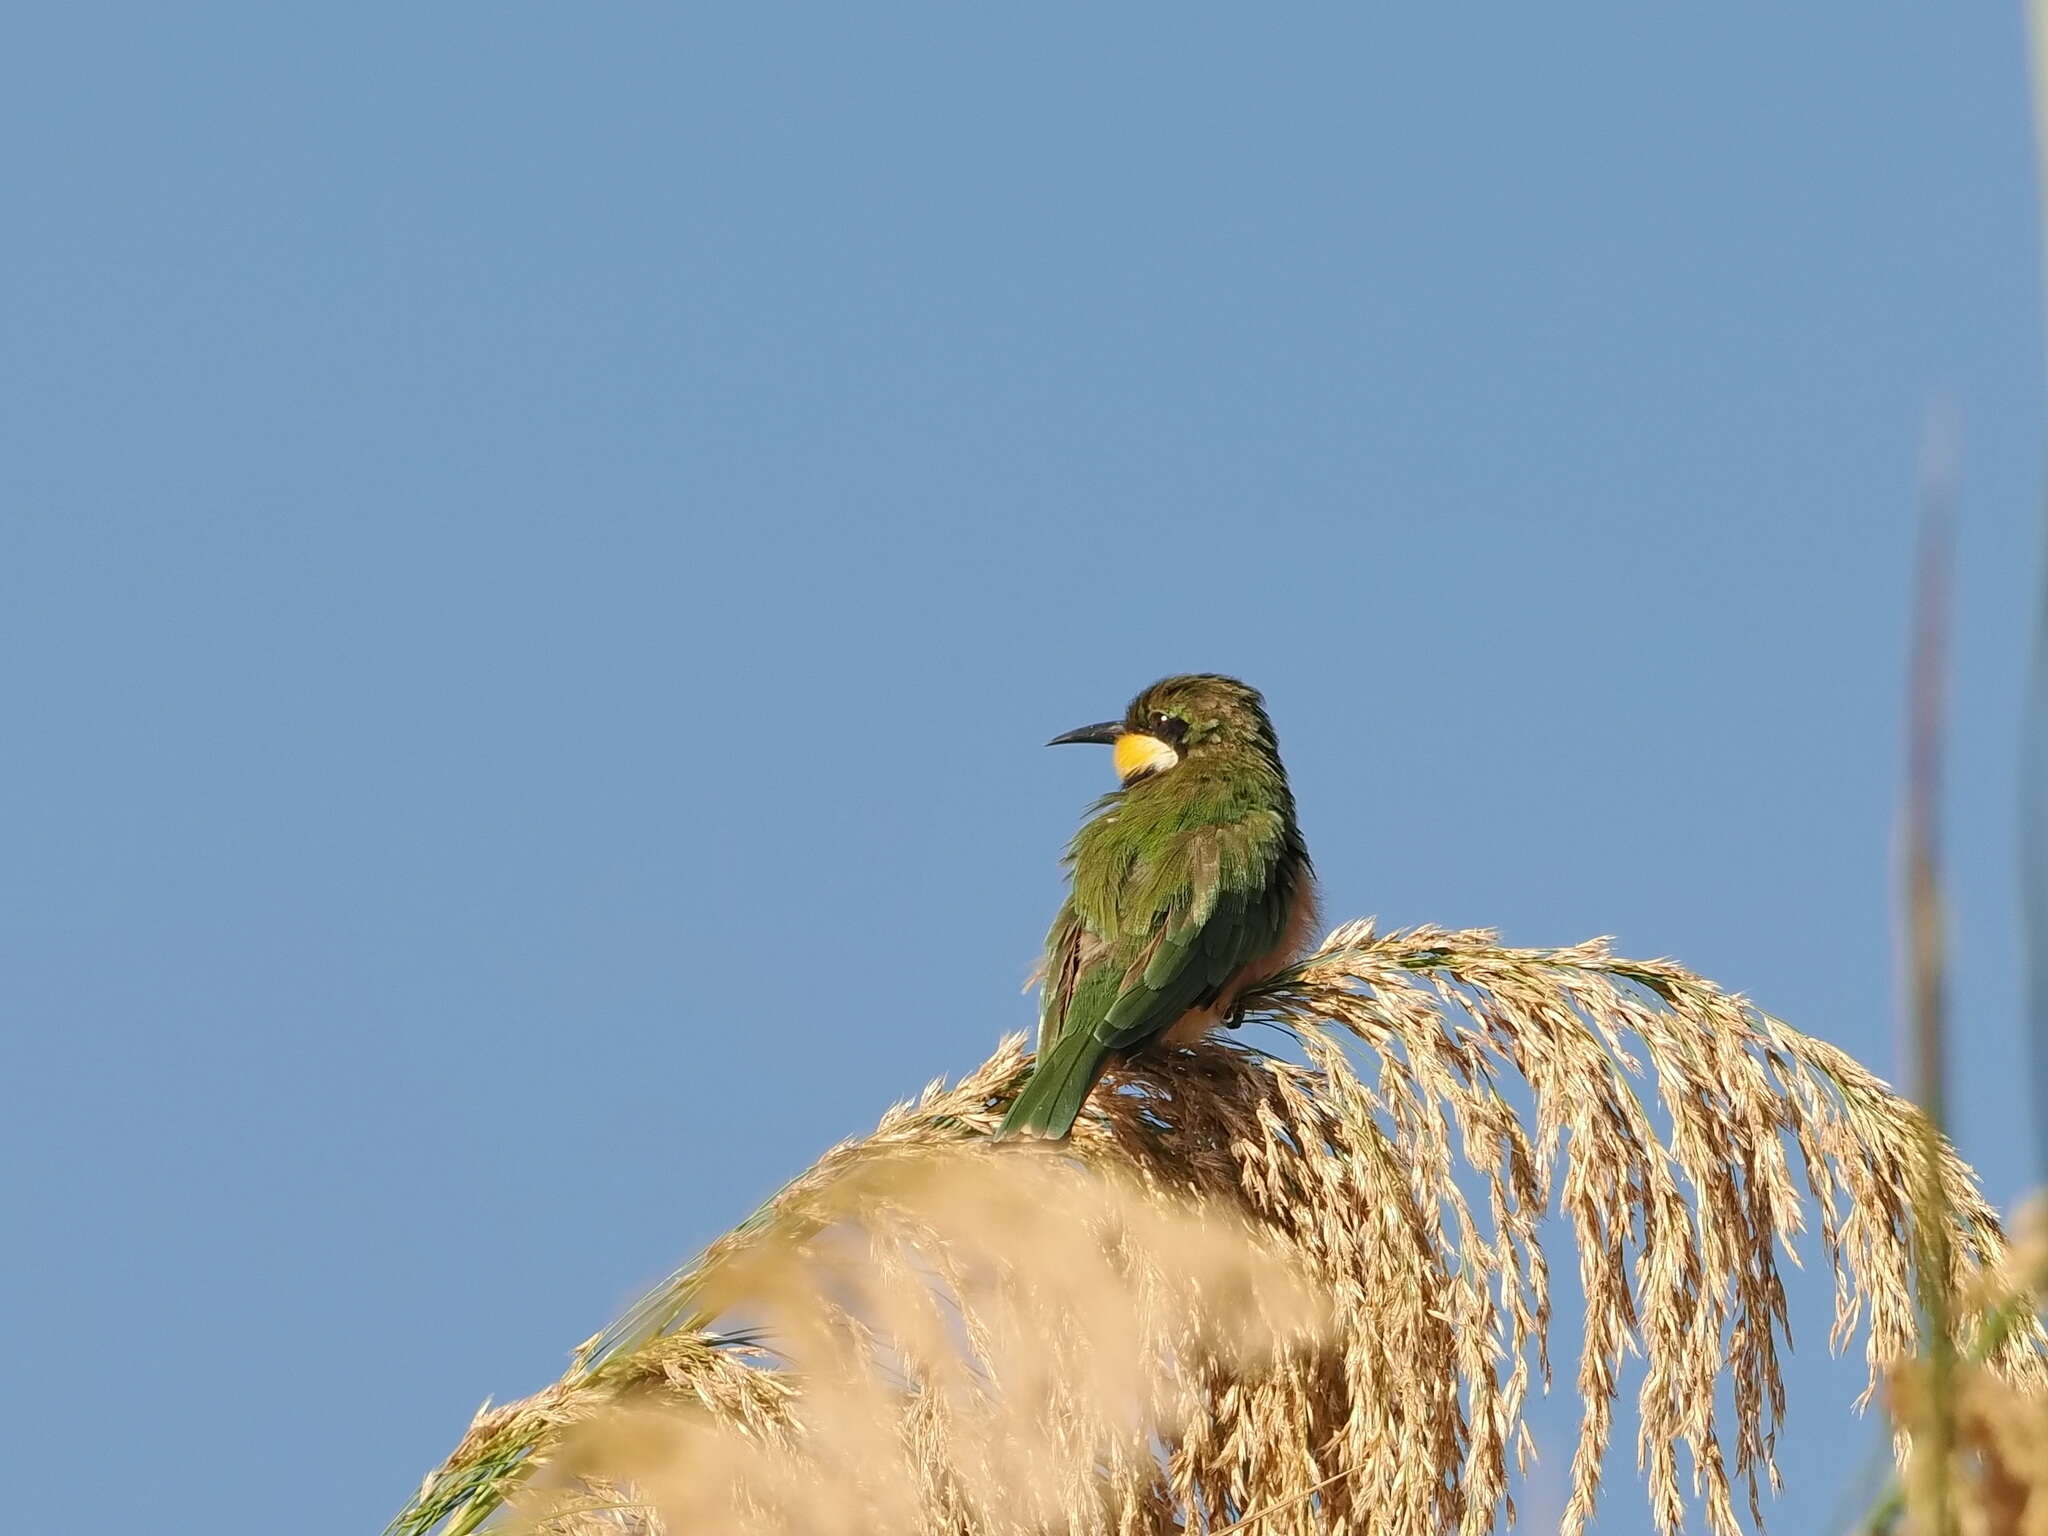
left=3, top=7, right=2042, bottom=1533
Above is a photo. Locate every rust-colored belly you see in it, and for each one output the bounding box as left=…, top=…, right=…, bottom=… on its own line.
left=1159, top=870, right=1320, bottom=1045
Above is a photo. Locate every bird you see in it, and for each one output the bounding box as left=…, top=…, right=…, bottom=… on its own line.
left=996, top=674, right=1316, bottom=1141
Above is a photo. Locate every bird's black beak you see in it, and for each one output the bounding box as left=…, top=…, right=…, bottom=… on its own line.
left=1046, top=720, right=1123, bottom=747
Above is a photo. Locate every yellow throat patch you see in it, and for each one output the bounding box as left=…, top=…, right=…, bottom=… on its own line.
left=1113, top=732, right=1180, bottom=781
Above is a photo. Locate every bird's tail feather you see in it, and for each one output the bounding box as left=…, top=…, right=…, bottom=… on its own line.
left=995, top=1031, right=1112, bottom=1141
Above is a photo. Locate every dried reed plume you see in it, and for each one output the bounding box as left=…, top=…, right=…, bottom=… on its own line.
left=391, top=924, right=2047, bottom=1536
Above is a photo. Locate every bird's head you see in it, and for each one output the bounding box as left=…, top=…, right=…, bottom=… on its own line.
left=1048, top=674, right=1281, bottom=785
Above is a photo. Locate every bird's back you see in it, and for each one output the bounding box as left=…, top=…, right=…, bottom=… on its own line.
left=1038, top=761, right=1308, bottom=1056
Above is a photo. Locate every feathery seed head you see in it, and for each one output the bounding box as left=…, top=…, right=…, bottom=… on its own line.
left=391, top=925, right=2048, bottom=1536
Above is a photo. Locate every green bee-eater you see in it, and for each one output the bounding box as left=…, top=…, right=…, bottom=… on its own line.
left=996, top=674, right=1316, bottom=1141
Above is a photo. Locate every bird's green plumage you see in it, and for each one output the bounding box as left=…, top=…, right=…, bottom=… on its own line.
left=997, top=675, right=1312, bottom=1140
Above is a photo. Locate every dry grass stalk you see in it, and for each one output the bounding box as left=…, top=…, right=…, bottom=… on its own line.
left=1892, top=1366, right=2048, bottom=1536
left=1886, top=1199, right=2048, bottom=1536
left=391, top=924, right=2047, bottom=1536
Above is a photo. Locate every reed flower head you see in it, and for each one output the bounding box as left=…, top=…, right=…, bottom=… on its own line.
left=394, top=924, right=2046, bottom=1536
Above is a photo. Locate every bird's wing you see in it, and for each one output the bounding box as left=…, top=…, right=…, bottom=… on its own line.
left=1037, top=902, right=1118, bottom=1056
left=1086, top=815, right=1291, bottom=1052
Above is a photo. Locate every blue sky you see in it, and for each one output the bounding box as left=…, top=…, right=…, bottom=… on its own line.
left=3, top=7, right=2043, bottom=1533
